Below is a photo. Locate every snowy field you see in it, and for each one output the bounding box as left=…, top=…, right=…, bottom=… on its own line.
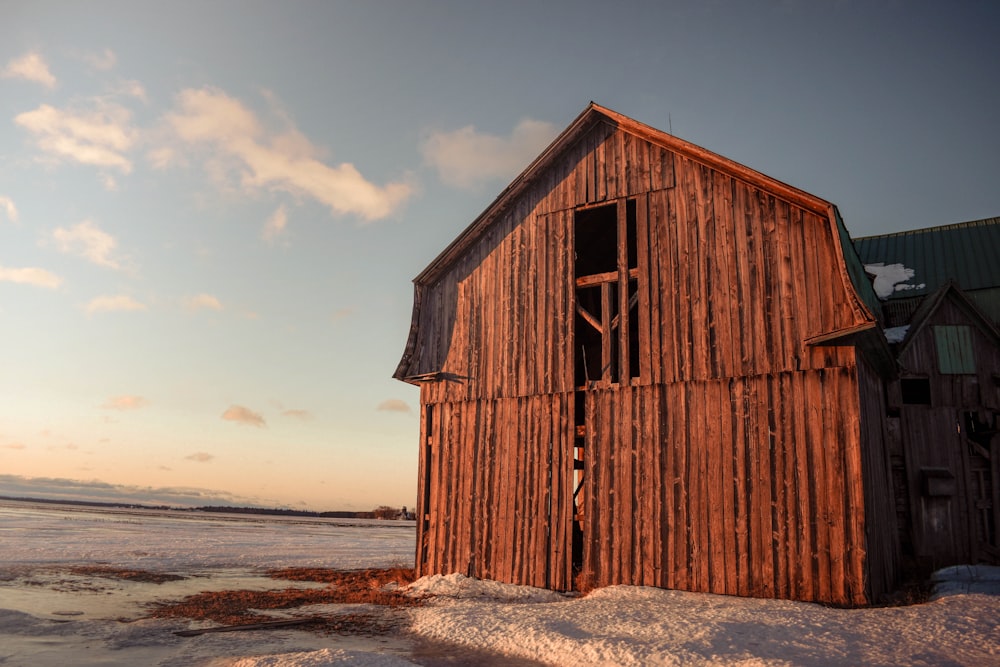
left=2, top=498, right=999, bottom=666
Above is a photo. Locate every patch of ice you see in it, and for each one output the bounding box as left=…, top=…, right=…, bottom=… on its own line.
left=931, top=565, right=1000, bottom=599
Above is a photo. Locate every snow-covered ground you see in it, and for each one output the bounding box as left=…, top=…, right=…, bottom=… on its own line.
left=2, top=499, right=999, bottom=666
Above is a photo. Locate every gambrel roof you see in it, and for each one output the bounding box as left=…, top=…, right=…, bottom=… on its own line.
left=396, top=103, right=884, bottom=381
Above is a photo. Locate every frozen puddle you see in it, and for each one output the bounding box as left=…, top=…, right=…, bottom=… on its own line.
left=0, top=566, right=543, bottom=666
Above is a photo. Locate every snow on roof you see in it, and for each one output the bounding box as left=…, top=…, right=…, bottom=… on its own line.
left=864, top=262, right=926, bottom=299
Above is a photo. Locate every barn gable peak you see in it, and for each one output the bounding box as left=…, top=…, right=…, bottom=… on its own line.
left=414, top=102, right=837, bottom=286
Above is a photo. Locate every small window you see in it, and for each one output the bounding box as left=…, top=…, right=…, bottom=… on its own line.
left=934, top=325, right=976, bottom=374
left=901, top=378, right=931, bottom=405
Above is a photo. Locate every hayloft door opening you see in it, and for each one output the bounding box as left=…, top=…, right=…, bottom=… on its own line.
left=573, top=200, right=639, bottom=388
left=572, top=199, right=640, bottom=581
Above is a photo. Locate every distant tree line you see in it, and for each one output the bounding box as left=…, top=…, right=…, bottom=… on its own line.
left=1, top=496, right=416, bottom=520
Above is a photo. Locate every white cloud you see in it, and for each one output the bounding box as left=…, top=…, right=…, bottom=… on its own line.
left=421, top=118, right=558, bottom=189
left=0, top=264, right=62, bottom=289
left=1, top=52, right=56, bottom=88
left=102, top=395, right=148, bottom=410
left=221, top=404, right=266, bottom=427
left=185, top=452, right=214, bottom=463
left=146, top=145, right=176, bottom=169
left=262, top=205, right=288, bottom=242
left=15, top=101, right=135, bottom=173
left=331, top=307, right=354, bottom=322
left=100, top=173, right=118, bottom=191
left=85, top=295, right=146, bottom=314
left=52, top=219, right=121, bottom=268
left=183, top=293, right=223, bottom=311
left=119, top=80, right=147, bottom=103
left=163, top=87, right=414, bottom=221
left=83, top=48, right=117, bottom=71
left=0, top=196, right=18, bottom=223
left=377, top=398, right=412, bottom=413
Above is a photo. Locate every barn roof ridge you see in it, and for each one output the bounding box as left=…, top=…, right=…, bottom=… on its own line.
left=414, top=102, right=838, bottom=285
left=855, top=215, right=1000, bottom=241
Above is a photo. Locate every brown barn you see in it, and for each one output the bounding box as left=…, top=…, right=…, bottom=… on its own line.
left=856, top=221, right=1000, bottom=568
left=395, top=103, right=900, bottom=606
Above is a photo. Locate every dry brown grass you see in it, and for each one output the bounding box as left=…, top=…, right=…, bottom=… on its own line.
left=68, top=566, right=186, bottom=584
left=146, top=567, right=423, bottom=633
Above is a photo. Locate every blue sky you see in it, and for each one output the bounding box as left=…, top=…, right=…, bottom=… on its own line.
left=2, top=1, right=998, bottom=511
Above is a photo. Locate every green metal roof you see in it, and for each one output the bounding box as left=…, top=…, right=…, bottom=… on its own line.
left=854, top=216, right=1000, bottom=299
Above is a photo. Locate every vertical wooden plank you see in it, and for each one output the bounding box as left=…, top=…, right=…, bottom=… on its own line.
left=712, top=171, right=737, bottom=379
left=494, top=397, right=510, bottom=582
left=661, top=384, right=676, bottom=589
left=680, top=158, right=700, bottom=380
left=594, top=129, right=606, bottom=203
left=733, top=378, right=751, bottom=596
left=792, top=373, right=813, bottom=600
left=692, top=164, right=715, bottom=380
left=707, top=380, right=726, bottom=594
left=827, top=369, right=849, bottom=605
left=601, top=282, right=613, bottom=384
left=809, top=371, right=832, bottom=601
left=583, top=391, right=599, bottom=585
left=554, top=210, right=568, bottom=393
left=618, top=199, right=631, bottom=386
left=767, top=378, right=788, bottom=599
left=719, top=379, right=738, bottom=595
left=648, top=385, right=662, bottom=586
left=772, top=200, right=795, bottom=370
left=731, top=182, right=758, bottom=377
left=648, top=190, right=665, bottom=385
left=670, top=167, right=691, bottom=381
left=615, top=388, right=632, bottom=583
left=780, top=373, right=798, bottom=599
left=415, top=401, right=430, bottom=576
left=673, top=383, right=689, bottom=590
left=480, top=400, right=496, bottom=580
left=843, top=366, right=870, bottom=605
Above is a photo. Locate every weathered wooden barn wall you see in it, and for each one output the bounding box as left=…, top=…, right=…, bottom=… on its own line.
left=890, top=292, right=1000, bottom=566
left=857, top=356, right=901, bottom=601
left=400, top=107, right=897, bottom=605
left=579, top=374, right=871, bottom=603
left=416, top=393, right=575, bottom=590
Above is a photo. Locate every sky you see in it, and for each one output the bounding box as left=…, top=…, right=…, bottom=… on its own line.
left=1, top=1, right=998, bottom=512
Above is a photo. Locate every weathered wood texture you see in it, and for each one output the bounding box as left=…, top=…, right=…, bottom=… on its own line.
left=417, top=393, right=574, bottom=590
left=890, top=295, right=1000, bottom=566
left=578, top=374, right=872, bottom=604
left=405, top=117, right=895, bottom=605
left=409, top=126, right=863, bottom=401
left=856, top=357, right=901, bottom=601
